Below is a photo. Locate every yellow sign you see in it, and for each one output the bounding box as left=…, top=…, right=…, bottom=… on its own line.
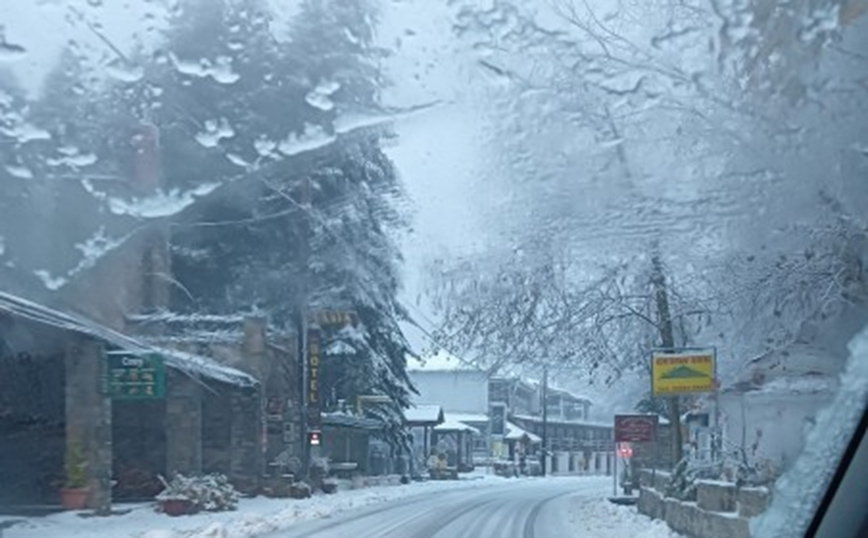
left=651, top=350, right=715, bottom=396
left=313, top=310, right=357, bottom=326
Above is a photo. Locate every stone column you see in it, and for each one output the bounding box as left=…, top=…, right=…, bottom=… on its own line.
left=229, top=386, right=262, bottom=494
left=165, top=370, right=202, bottom=476
left=65, top=336, right=112, bottom=513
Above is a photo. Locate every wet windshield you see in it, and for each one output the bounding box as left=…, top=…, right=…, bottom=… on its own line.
left=0, top=1, right=866, bottom=537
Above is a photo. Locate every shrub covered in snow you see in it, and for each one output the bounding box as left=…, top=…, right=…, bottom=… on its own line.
left=156, top=473, right=239, bottom=512
left=289, top=481, right=312, bottom=499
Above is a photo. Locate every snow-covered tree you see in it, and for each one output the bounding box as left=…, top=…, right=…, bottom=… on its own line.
left=159, top=0, right=416, bottom=448
left=429, top=0, right=867, bottom=408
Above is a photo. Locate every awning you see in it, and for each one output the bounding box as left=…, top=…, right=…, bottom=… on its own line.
left=504, top=421, right=541, bottom=443
left=0, top=291, right=257, bottom=388
left=405, top=404, right=444, bottom=426
left=322, top=412, right=382, bottom=431
left=434, top=414, right=481, bottom=435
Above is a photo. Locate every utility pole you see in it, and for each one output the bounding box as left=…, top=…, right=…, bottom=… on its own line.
left=298, top=175, right=313, bottom=480
left=540, top=365, right=548, bottom=477
left=651, top=250, right=683, bottom=468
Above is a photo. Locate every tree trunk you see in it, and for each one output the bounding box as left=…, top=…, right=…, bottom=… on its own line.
left=651, top=251, right=683, bottom=468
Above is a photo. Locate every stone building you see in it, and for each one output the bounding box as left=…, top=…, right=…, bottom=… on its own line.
left=0, top=291, right=259, bottom=511
left=125, top=311, right=305, bottom=485
left=0, top=122, right=302, bottom=512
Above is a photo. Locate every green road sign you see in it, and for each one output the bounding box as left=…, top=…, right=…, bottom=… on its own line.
left=105, top=352, right=166, bottom=400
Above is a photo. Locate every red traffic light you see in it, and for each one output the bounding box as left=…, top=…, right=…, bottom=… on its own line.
left=309, top=430, right=322, bottom=446
left=618, top=443, right=633, bottom=458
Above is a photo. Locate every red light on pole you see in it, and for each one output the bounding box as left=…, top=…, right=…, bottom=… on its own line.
left=309, top=430, right=322, bottom=446
left=618, top=444, right=633, bottom=458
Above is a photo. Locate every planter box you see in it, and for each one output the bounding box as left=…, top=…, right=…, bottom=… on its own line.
left=697, top=481, right=737, bottom=513
left=160, top=499, right=196, bottom=517
left=60, top=488, right=89, bottom=511
left=289, top=483, right=312, bottom=499
left=738, top=487, right=770, bottom=518
left=261, top=476, right=293, bottom=498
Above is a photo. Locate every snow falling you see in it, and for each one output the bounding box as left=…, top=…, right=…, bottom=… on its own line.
left=0, top=0, right=865, bottom=536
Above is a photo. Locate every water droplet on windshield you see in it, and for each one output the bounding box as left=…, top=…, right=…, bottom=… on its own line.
left=106, top=59, right=145, bottom=83
left=195, top=118, right=235, bottom=148
left=305, top=80, right=341, bottom=111
left=169, top=53, right=240, bottom=84
left=0, top=40, right=26, bottom=63
left=254, top=137, right=277, bottom=157
left=4, top=164, right=34, bottom=179
left=278, top=124, right=336, bottom=156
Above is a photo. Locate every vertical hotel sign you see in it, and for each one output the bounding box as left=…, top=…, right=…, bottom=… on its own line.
left=307, top=327, right=322, bottom=427
left=651, top=348, right=716, bottom=397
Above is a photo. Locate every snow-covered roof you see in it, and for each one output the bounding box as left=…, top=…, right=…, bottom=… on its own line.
left=512, top=413, right=612, bottom=429
left=434, top=419, right=480, bottom=434
left=545, top=384, right=592, bottom=404
left=321, top=411, right=382, bottom=430
left=127, top=311, right=246, bottom=325
left=504, top=421, right=542, bottom=443
left=407, top=349, right=479, bottom=372
left=0, top=291, right=257, bottom=388
left=448, top=412, right=489, bottom=424
left=434, top=414, right=481, bottom=434
left=404, top=404, right=444, bottom=425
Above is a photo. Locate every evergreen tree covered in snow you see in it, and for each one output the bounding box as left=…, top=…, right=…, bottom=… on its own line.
left=158, top=0, right=415, bottom=447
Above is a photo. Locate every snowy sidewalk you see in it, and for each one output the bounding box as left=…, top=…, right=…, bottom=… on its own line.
left=565, top=494, right=684, bottom=538
left=2, top=473, right=524, bottom=538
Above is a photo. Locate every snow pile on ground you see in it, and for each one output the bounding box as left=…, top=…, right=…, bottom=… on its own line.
left=567, top=496, right=684, bottom=538
left=4, top=472, right=514, bottom=538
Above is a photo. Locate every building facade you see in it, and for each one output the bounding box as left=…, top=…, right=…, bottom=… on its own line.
left=409, top=366, right=615, bottom=475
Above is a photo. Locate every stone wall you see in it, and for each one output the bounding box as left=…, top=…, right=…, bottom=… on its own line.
left=165, top=370, right=203, bottom=476
left=65, top=336, right=113, bottom=513
left=228, top=387, right=262, bottom=494
left=638, top=469, right=771, bottom=538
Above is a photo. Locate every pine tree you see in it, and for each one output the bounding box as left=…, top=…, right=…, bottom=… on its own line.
left=159, top=0, right=415, bottom=449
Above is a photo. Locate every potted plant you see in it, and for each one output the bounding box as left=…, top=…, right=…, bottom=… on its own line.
left=61, top=441, right=89, bottom=510
left=155, top=475, right=196, bottom=516
left=321, top=478, right=339, bottom=494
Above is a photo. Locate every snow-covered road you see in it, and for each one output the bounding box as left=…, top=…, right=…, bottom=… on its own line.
left=262, top=477, right=680, bottom=538
left=2, top=476, right=680, bottom=538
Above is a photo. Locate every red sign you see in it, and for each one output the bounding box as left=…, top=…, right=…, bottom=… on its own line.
left=614, top=415, right=658, bottom=443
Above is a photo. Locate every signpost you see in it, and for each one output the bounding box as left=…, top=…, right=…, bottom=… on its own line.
left=651, top=348, right=716, bottom=397
left=650, top=347, right=719, bottom=470
left=615, top=414, right=658, bottom=443
left=613, top=414, right=659, bottom=496
left=104, top=351, right=165, bottom=400
left=314, top=310, right=358, bottom=327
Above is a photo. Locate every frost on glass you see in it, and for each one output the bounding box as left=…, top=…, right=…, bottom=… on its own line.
left=751, top=326, right=868, bottom=537
left=432, top=0, right=868, bottom=393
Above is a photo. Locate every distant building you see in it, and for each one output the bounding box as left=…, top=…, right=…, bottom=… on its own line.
left=408, top=355, right=614, bottom=475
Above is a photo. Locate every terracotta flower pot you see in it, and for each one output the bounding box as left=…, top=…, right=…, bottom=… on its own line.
left=160, top=498, right=195, bottom=516
left=60, top=488, right=89, bottom=510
